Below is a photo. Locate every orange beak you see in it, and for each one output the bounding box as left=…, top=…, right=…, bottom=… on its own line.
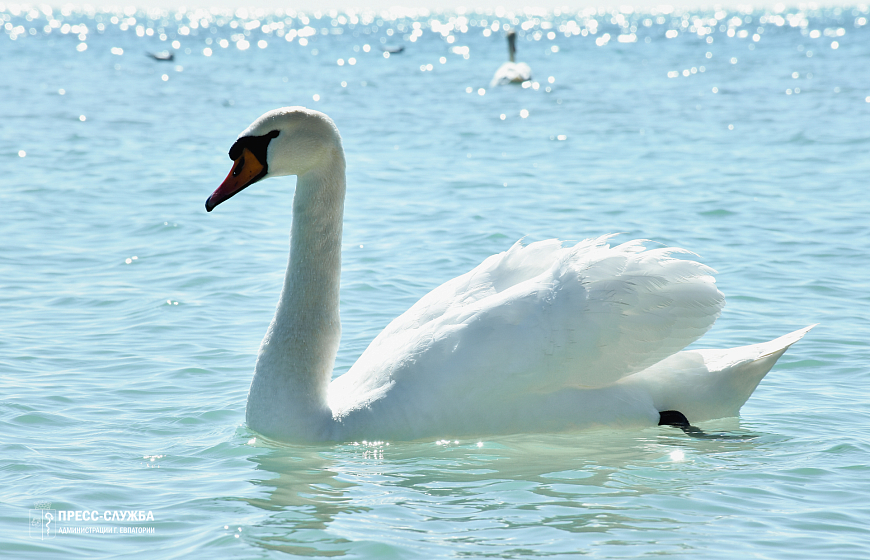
left=205, top=147, right=266, bottom=212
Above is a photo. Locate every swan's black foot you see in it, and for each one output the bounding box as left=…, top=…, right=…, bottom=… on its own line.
left=658, top=410, right=708, bottom=438
left=658, top=410, right=689, bottom=427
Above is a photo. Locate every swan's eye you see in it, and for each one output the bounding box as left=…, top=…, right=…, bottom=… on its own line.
left=233, top=156, right=245, bottom=177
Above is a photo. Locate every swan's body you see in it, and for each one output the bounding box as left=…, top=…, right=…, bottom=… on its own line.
left=206, top=107, right=812, bottom=442
left=491, top=30, right=532, bottom=87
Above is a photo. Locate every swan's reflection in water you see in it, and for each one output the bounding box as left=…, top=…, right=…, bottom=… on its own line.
left=243, top=443, right=363, bottom=555
left=242, top=420, right=769, bottom=556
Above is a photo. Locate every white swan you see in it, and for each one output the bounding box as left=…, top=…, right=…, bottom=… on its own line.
left=206, top=107, right=813, bottom=442
left=491, top=29, right=532, bottom=87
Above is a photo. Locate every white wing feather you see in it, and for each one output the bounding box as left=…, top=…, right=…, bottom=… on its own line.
left=328, top=236, right=724, bottom=427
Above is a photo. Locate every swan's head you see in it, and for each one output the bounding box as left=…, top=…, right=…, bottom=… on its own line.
left=206, top=107, right=342, bottom=212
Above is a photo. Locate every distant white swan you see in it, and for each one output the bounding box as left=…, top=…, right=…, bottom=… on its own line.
left=206, top=107, right=813, bottom=442
left=490, top=29, right=532, bottom=87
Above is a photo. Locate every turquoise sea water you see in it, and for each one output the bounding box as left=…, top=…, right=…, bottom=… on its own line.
left=2, top=4, right=870, bottom=558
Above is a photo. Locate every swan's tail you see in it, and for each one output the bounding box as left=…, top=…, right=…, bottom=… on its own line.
left=622, top=325, right=816, bottom=424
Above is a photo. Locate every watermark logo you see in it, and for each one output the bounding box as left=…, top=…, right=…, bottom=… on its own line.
left=29, top=502, right=56, bottom=540
left=26, top=502, right=157, bottom=537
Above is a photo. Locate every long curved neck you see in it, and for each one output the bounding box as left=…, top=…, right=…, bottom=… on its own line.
left=246, top=147, right=346, bottom=440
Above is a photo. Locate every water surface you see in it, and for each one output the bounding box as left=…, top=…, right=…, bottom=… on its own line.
left=2, top=4, right=869, bottom=558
